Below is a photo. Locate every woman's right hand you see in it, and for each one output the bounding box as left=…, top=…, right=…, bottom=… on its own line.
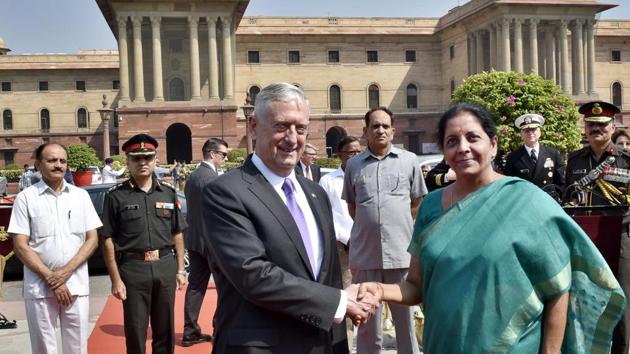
left=358, top=282, right=384, bottom=303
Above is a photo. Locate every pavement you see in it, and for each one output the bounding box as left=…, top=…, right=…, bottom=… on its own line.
left=0, top=273, right=406, bottom=353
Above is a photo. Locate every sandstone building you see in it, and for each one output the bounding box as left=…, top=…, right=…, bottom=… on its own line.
left=0, top=0, right=628, bottom=167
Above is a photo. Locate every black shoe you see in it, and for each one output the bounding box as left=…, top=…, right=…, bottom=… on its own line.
left=182, top=333, right=213, bottom=347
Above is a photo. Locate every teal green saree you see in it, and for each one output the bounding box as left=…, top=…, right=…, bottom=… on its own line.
left=409, top=177, right=625, bottom=353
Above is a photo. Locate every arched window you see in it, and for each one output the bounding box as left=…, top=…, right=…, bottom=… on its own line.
left=169, top=78, right=185, bottom=101
left=40, top=109, right=50, bottom=131
left=2, top=109, right=12, bottom=130
left=406, top=84, right=418, bottom=109
left=368, top=84, right=380, bottom=109
left=77, top=108, right=88, bottom=128
left=248, top=85, right=260, bottom=106
left=329, top=85, right=341, bottom=112
left=612, top=82, right=623, bottom=107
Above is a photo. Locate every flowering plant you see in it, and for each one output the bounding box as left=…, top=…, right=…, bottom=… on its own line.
left=451, top=71, right=582, bottom=153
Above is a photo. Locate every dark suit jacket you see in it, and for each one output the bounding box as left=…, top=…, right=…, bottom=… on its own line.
left=295, top=162, right=322, bottom=183
left=425, top=159, right=454, bottom=192
left=184, top=162, right=218, bottom=254
left=504, top=144, right=565, bottom=189
left=202, top=157, right=348, bottom=354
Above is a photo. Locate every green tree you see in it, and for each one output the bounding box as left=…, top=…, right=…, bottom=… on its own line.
left=67, top=144, right=101, bottom=171
left=451, top=71, right=582, bottom=153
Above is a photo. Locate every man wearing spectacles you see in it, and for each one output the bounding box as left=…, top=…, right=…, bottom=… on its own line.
left=296, top=143, right=322, bottom=182
left=182, top=138, right=228, bottom=346
left=319, top=136, right=362, bottom=349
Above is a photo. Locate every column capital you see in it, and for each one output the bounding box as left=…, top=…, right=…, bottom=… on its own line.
left=513, top=18, right=524, bottom=25
left=206, top=16, right=217, bottom=26
left=585, top=19, right=596, bottom=29
left=222, top=18, right=231, bottom=30
left=150, top=16, right=161, bottom=26
left=131, top=16, right=144, bottom=27
left=188, top=16, right=199, bottom=26
left=574, top=18, right=586, bottom=26
left=501, top=17, right=511, bottom=26
left=560, top=19, right=569, bottom=29
left=529, top=18, right=540, bottom=25
left=116, top=16, right=128, bottom=28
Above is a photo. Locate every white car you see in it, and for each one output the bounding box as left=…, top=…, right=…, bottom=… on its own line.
left=417, top=154, right=444, bottom=177
left=86, top=166, right=103, bottom=185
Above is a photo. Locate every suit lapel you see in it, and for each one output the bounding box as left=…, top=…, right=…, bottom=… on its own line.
left=297, top=177, right=330, bottom=283
left=241, top=159, right=316, bottom=279
left=517, top=146, right=534, bottom=176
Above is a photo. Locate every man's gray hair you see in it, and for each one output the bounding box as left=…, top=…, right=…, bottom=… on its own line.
left=253, top=83, right=309, bottom=121
left=304, top=143, right=318, bottom=152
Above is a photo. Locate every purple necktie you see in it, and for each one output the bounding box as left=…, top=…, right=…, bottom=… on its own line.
left=281, top=178, right=317, bottom=277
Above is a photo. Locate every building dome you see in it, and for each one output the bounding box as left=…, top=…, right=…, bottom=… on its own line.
left=0, top=37, right=11, bottom=55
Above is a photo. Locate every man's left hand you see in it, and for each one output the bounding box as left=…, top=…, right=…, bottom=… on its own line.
left=176, top=273, right=188, bottom=290
left=46, top=268, right=71, bottom=290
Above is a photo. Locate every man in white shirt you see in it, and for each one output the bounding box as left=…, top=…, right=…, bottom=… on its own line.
left=319, top=135, right=362, bottom=349
left=102, top=157, right=126, bottom=184
left=8, top=143, right=102, bottom=354
left=18, top=164, right=33, bottom=191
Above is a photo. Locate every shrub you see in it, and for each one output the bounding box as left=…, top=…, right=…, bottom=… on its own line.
left=67, top=144, right=101, bottom=171
left=110, top=154, right=127, bottom=170
left=4, top=164, right=22, bottom=170
left=0, top=169, right=22, bottom=182
left=227, top=148, right=248, bottom=164
left=316, top=157, right=340, bottom=168
left=451, top=71, right=582, bottom=153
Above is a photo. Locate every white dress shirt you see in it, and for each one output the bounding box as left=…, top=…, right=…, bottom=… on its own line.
left=319, top=167, right=352, bottom=245
left=524, top=143, right=540, bottom=160
left=8, top=180, right=102, bottom=299
left=251, top=154, right=347, bottom=321
left=102, top=164, right=125, bottom=183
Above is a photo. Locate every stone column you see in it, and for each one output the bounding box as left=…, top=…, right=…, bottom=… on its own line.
left=529, top=18, right=539, bottom=75
left=489, top=23, right=497, bottom=70
left=573, top=19, right=585, bottom=95
left=188, top=16, right=201, bottom=100
left=586, top=20, right=596, bottom=95
left=221, top=18, right=234, bottom=99
left=514, top=19, right=523, bottom=72
left=131, top=16, right=145, bottom=102
left=150, top=16, right=164, bottom=101
left=545, top=29, right=556, bottom=83
left=559, top=20, right=570, bottom=94
left=476, top=31, right=484, bottom=72
left=501, top=18, right=511, bottom=71
left=116, top=16, right=130, bottom=101
left=207, top=17, right=220, bottom=100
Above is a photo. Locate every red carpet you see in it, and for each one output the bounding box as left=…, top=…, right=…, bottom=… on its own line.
left=88, top=284, right=217, bottom=353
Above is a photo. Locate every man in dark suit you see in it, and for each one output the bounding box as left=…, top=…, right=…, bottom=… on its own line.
left=504, top=113, right=565, bottom=192
left=202, top=83, right=376, bottom=354
left=295, top=143, right=322, bottom=182
left=181, top=138, right=228, bottom=346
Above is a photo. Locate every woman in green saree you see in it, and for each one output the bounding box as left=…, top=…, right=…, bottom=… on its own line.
left=358, top=103, right=625, bottom=353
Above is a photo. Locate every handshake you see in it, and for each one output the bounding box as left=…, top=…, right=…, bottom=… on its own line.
left=344, top=282, right=384, bottom=326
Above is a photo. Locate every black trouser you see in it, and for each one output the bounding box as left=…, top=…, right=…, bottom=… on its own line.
left=119, top=253, right=177, bottom=354
left=183, top=249, right=212, bottom=338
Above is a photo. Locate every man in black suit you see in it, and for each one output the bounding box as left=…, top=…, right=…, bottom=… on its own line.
left=504, top=113, right=565, bottom=192
left=181, top=138, right=228, bottom=346
left=202, top=83, right=376, bottom=354
left=295, top=143, right=322, bottom=182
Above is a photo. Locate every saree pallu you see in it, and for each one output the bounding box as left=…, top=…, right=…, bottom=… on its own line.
left=408, top=177, right=626, bottom=353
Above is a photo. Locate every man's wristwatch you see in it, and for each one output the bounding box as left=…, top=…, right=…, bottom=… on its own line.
left=177, top=270, right=189, bottom=276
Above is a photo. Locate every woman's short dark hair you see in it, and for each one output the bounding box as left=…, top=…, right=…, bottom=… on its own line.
left=613, top=129, right=630, bottom=144
left=437, top=103, right=497, bottom=150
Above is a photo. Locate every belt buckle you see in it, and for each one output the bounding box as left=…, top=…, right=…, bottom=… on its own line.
left=143, top=249, right=160, bottom=262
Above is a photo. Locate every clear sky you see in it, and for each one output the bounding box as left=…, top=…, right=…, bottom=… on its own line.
left=0, top=0, right=628, bottom=54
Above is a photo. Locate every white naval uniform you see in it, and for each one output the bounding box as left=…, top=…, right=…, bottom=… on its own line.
left=8, top=180, right=102, bottom=354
